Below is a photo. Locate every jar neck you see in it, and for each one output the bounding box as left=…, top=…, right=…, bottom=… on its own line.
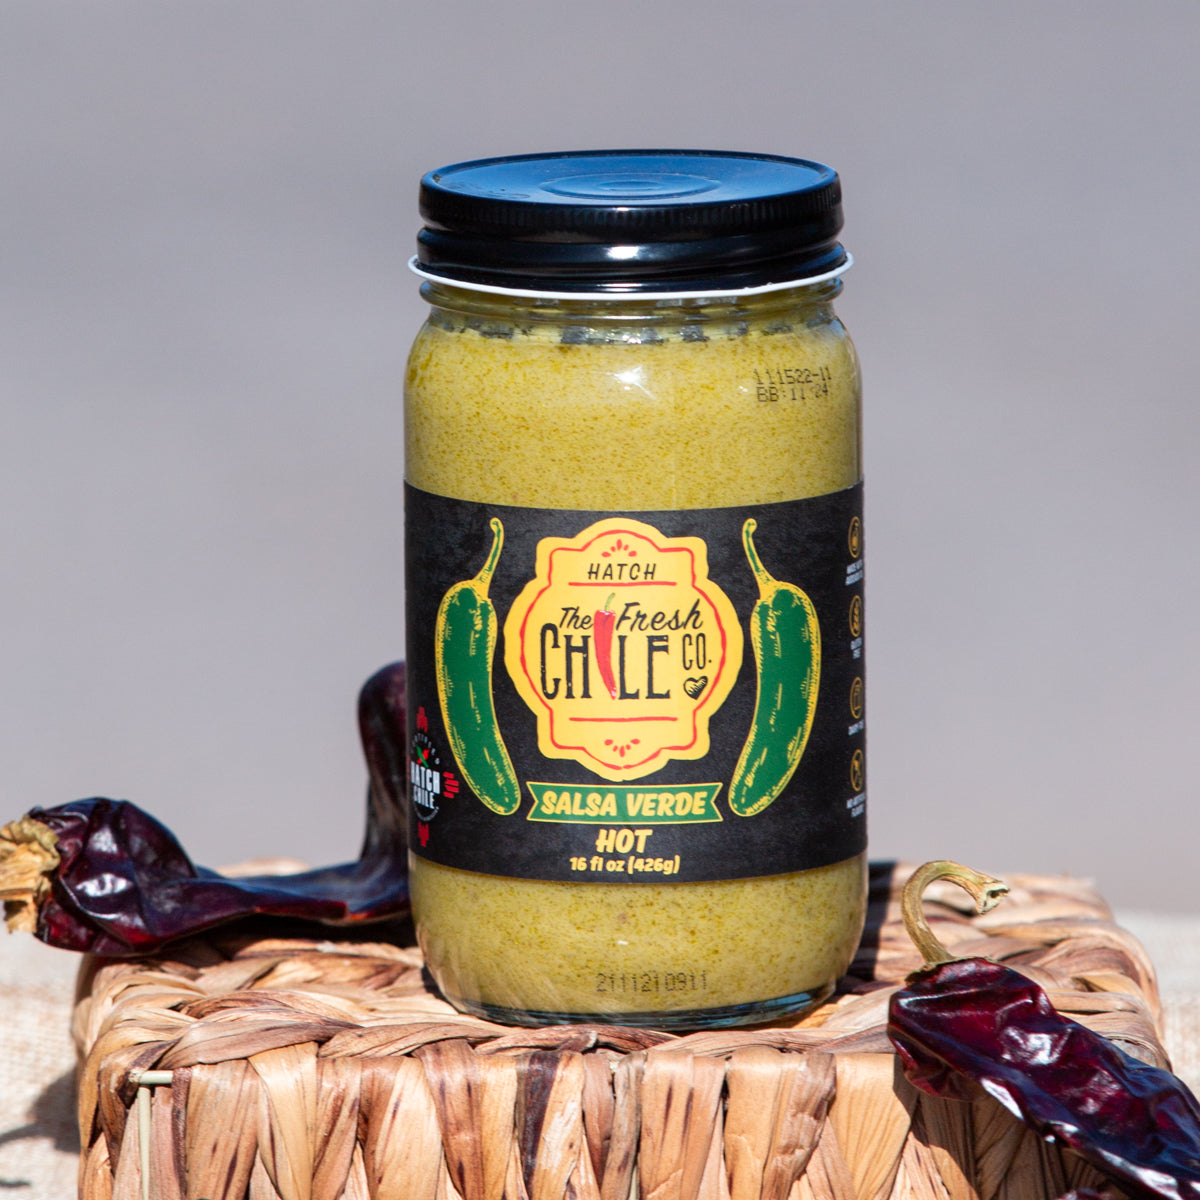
left=419, top=278, right=842, bottom=333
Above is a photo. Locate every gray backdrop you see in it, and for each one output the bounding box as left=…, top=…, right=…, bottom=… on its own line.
left=2, top=2, right=1196, bottom=910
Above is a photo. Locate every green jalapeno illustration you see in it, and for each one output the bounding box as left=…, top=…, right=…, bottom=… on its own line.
left=435, top=518, right=521, bottom=815
left=728, top=518, right=821, bottom=817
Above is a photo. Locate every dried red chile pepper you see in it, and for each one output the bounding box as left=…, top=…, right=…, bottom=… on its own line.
left=0, top=661, right=410, bottom=957
left=888, top=861, right=1200, bottom=1200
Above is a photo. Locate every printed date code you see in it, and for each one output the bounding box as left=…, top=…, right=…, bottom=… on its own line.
left=595, top=970, right=708, bottom=995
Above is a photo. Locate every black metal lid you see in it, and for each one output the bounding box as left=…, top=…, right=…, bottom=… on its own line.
left=416, top=150, right=847, bottom=294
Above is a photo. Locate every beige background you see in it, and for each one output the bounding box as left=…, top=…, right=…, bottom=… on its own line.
left=1, top=2, right=1198, bottom=910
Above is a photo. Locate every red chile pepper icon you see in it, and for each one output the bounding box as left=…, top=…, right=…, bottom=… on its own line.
left=594, top=592, right=619, bottom=699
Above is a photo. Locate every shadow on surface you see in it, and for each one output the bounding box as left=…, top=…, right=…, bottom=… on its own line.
left=0, top=1067, right=79, bottom=1171
left=847, top=859, right=898, bottom=984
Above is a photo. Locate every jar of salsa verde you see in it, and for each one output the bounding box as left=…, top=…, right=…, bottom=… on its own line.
left=404, top=150, right=867, bottom=1029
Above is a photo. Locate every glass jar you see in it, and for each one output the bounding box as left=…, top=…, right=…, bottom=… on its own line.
left=404, top=151, right=867, bottom=1029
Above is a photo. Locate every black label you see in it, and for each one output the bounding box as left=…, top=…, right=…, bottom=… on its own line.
left=405, top=483, right=866, bottom=883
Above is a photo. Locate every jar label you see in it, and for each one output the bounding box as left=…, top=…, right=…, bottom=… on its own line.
left=405, top=482, right=866, bottom=883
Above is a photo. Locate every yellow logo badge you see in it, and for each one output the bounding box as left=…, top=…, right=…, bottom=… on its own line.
left=503, top=519, right=743, bottom=781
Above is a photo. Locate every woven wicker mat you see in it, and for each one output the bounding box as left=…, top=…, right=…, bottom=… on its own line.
left=60, top=862, right=1173, bottom=1200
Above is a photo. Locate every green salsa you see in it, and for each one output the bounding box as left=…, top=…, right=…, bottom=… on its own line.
left=404, top=283, right=867, bottom=1024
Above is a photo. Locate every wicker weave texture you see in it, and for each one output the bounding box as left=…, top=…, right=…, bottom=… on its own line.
left=73, top=864, right=1161, bottom=1200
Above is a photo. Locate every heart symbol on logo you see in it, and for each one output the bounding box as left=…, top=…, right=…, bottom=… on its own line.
left=683, top=676, right=708, bottom=699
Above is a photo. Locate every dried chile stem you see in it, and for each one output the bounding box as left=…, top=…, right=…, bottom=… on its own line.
left=0, top=816, right=61, bottom=932
left=900, top=860, right=1010, bottom=967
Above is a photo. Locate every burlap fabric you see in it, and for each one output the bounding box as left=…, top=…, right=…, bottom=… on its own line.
left=0, top=934, right=81, bottom=1196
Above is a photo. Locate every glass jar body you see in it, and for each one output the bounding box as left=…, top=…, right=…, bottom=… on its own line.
left=404, top=280, right=867, bottom=1028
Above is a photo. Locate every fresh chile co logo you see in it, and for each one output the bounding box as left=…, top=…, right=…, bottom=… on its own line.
left=410, top=713, right=459, bottom=844
left=502, top=518, right=744, bottom=781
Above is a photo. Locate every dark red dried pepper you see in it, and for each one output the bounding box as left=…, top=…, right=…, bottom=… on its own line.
left=888, top=861, right=1200, bottom=1200
left=0, top=661, right=411, bottom=957
left=594, top=592, right=619, bottom=699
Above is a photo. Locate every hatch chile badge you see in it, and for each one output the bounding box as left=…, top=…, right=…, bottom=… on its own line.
left=502, top=518, right=743, bottom=781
